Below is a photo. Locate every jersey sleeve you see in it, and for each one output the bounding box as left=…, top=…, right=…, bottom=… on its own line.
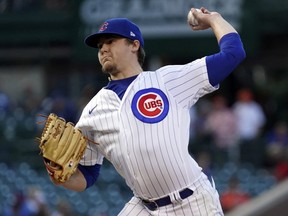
left=76, top=111, right=104, bottom=166
left=79, top=140, right=104, bottom=166
left=78, top=163, right=101, bottom=189
left=206, top=33, right=246, bottom=86
left=158, top=57, right=218, bottom=109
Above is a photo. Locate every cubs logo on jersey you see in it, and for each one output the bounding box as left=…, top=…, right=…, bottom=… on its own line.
left=131, top=88, right=169, bottom=124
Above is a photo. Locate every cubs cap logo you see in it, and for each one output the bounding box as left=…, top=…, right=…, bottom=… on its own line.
left=99, top=22, right=109, bottom=32
left=131, top=88, right=169, bottom=124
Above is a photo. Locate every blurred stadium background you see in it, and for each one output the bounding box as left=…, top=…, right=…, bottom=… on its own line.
left=0, top=0, right=288, bottom=215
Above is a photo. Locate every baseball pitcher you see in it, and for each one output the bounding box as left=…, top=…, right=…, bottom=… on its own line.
left=38, top=7, right=245, bottom=216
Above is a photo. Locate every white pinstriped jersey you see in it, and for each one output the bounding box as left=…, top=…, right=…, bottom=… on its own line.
left=76, top=57, right=217, bottom=200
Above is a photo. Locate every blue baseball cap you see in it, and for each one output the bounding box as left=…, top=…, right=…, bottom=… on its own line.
left=84, top=18, right=144, bottom=48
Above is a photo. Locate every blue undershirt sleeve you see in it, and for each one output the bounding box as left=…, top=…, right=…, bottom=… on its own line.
left=78, top=163, right=101, bottom=189
left=206, top=33, right=246, bottom=86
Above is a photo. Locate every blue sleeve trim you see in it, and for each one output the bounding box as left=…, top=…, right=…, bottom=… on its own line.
left=206, top=33, right=246, bottom=86
left=78, top=163, right=101, bottom=189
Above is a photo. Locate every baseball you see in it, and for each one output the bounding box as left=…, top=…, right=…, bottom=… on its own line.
left=187, top=9, right=201, bottom=27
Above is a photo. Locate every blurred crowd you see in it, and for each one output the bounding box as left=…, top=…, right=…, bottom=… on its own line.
left=189, top=88, right=288, bottom=181
left=1, top=186, right=70, bottom=216
left=0, top=161, right=125, bottom=216
left=0, top=83, right=99, bottom=134
left=189, top=87, right=288, bottom=213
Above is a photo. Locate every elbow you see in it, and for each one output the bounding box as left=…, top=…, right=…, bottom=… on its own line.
left=229, top=45, right=246, bottom=66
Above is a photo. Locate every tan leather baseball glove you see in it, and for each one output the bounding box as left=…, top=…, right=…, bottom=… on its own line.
left=37, top=113, right=87, bottom=183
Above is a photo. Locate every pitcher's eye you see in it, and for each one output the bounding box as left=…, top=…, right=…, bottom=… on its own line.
left=106, top=38, right=114, bottom=44
left=97, top=43, right=103, bottom=49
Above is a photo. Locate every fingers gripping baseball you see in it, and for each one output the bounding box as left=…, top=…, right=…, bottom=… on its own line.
left=187, top=7, right=217, bottom=31
left=187, top=8, right=201, bottom=27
